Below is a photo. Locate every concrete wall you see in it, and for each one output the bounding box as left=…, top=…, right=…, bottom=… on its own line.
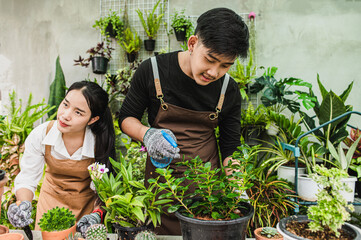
left=0, top=0, right=360, bottom=125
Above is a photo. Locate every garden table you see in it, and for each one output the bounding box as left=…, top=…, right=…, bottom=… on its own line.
left=10, top=230, right=256, bottom=239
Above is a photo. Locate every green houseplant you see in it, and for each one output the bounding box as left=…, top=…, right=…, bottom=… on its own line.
left=277, top=165, right=360, bottom=239
left=170, top=9, right=193, bottom=42
left=254, top=226, right=283, bottom=240
left=93, top=10, right=124, bottom=40
left=120, top=28, right=141, bottom=63
left=74, top=42, right=114, bottom=74
left=48, top=56, right=66, bottom=118
left=136, top=0, right=164, bottom=51
left=88, top=157, right=172, bottom=238
left=39, top=206, right=77, bottom=240
left=151, top=144, right=256, bottom=240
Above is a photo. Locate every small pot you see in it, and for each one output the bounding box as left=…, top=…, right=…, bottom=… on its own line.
left=113, top=223, right=153, bottom=240
left=254, top=227, right=283, bottom=240
left=41, top=224, right=77, bottom=240
left=105, top=23, right=117, bottom=38
left=91, top=56, right=109, bottom=74
left=0, top=170, right=8, bottom=217
left=173, top=27, right=187, bottom=41
left=144, top=39, right=155, bottom=51
left=127, top=52, right=137, bottom=63
left=277, top=166, right=306, bottom=184
left=0, top=233, right=24, bottom=240
left=0, top=225, right=9, bottom=235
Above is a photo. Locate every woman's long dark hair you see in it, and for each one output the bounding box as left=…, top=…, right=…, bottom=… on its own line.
left=67, top=81, right=115, bottom=175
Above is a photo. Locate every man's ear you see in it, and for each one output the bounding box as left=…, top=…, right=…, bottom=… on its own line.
left=187, top=35, right=198, bottom=52
left=88, top=116, right=100, bottom=126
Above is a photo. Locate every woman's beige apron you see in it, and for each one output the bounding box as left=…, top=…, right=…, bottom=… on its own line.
left=35, top=121, right=96, bottom=230
left=145, top=57, right=229, bottom=235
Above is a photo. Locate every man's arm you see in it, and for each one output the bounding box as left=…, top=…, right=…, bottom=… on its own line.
left=121, top=117, right=150, bottom=142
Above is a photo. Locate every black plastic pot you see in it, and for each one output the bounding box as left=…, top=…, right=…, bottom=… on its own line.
left=113, top=223, right=153, bottom=240
left=144, top=39, right=155, bottom=51
left=241, top=125, right=264, bottom=146
left=174, top=27, right=187, bottom=42
left=127, top=52, right=137, bottom=63
left=91, top=56, right=109, bottom=74
left=105, top=23, right=117, bottom=38
left=0, top=170, right=5, bottom=181
left=175, top=202, right=254, bottom=240
left=277, top=215, right=361, bottom=240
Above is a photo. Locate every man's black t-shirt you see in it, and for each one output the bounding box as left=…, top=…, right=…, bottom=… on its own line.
left=119, top=51, right=242, bottom=160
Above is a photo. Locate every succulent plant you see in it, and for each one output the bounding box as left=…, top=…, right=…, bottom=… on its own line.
left=261, top=227, right=279, bottom=238
left=85, top=224, right=107, bottom=240
left=134, top=230, right=157, bottom=240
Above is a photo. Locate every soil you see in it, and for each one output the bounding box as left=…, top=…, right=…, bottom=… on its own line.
left=286, top=221, right=354, bottom=240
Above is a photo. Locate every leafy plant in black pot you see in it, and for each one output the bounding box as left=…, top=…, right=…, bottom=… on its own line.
left=170, top=9, right=193, bottom=42
left=74, top=42, right=114, bottom=74
left=93, top=10, right=124, bottom=40
left=150, top=144, right=257, bottom=240
left=136, top=0, right=165, bottom=51
left=120, top=28, right=141, bottom=63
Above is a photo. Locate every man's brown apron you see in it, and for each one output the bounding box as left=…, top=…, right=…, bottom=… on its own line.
left=145, top=57, right=229, bottom=235
left=35, top=121, right=96, bottom=230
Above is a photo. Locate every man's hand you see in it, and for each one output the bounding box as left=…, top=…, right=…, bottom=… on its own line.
left=76, top=212, right=101, bottom=237
left=143, top=128, right=180, bottom=160
left=7, top=201, right=33, bottom=228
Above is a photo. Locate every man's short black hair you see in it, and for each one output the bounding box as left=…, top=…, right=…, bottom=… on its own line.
left=194, top=8, right=249, bottom=59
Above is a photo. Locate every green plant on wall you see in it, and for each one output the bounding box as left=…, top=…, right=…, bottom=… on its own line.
left=136, top=0, right=165, bottom=40
left=48, top=56, right=66, bottom=118
left=170, top=9, right=193, bottom=34
left=93, top=10, right=124, bottom=40
left=120, top=27, right=141, bottom=54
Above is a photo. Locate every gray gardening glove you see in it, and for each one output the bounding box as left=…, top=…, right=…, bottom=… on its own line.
left=77, top=212, right=101, bottom=237
left=7, top=200, right=33, bottom=228
left=143, top=128, right=180, bottom=160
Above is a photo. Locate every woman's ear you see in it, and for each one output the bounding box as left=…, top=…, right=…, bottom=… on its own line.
left=88, top=116, right=100, bottom=126
left=187, top=35, right=198, bottom=52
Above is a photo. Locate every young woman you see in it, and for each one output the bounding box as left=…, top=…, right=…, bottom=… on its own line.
left=7, top=81, right=115, bottom=235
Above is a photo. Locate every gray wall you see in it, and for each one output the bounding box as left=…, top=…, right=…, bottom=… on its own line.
left=1, top=0, right=360, bottom=126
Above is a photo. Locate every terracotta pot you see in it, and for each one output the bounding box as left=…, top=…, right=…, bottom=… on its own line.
left=0, top=225, right=9, bottom=235
left=0, top=171, right=8, bottom=217
left=41, top=224, right=77, bottom=240
left=254, top=227, right=283, bottom=240
left=0, top=233, right=24, bottom=240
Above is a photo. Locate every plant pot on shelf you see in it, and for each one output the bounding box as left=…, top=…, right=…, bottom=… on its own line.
left=127, top=52, right=137, bottom=63
left=173, top=27, right=187, bottom=41
left=41, top=224, right=77, bottom=240
left=91, top=56, right=109, bottom=74
left=276, top=215, right=361, bottom=240
left=254, top=227, right=283, bottom=240
left=277, top=165, right=306, bottom=184
left=175, top=202, right=254, bottom=240
left=113, top=223, right=153, bottom=240
left=297, top=174, right=357, bottom=202
left=144, top=39, right=155, bottom=51
left=0, top=233, right=24, bottom=240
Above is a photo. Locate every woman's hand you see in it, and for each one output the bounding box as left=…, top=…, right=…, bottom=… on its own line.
left=7, top=200, right=33, bottom=228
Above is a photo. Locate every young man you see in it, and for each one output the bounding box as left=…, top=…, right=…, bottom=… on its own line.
left=119, top=7, right=249, bottom=235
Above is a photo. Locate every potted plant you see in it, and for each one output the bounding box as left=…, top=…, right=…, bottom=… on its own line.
left=74, top=42, right=114, bottom=74
left=151, top=144, right=256, bottom=240
left=170, top=9, right=193, bottom=42
left=89, top=158, right=172, bottom=239
left=93, top=10, right=124, bottom=40
left=0, top=170, right=9, bottom=235
left=85, top=224, right=107, bottom=240
left=120, top=28, right=141, bottom=63
left=345, top=128, right=361, bottom=196
left=254, top=227, right=283, bottom=240
left=134, top=230, right=157, bottom=240
left=39, top=206, right=77, bottom=240
left=136, top=0, right=164, bottom=51
left=277, top=165, right=361, bottom=239
left=228, top=49, right=257, bottom=101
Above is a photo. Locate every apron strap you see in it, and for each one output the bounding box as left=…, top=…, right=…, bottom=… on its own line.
left=46, top=120, right=55, bottom=134
left=151, top=57, right=168, bottom=110
left=150, top=56, right=229, bottom=119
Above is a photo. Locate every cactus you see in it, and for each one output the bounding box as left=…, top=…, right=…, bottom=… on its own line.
left=85, top=224, right=107, bottom=240
left=260, top=227, right=279, bottom=238
left=134, top=230, right=157, bottom=240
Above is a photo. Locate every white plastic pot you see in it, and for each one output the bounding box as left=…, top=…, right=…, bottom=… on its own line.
left=277, top=166, right=306, bottom=184
left=297, top=174, right=357, bottom=202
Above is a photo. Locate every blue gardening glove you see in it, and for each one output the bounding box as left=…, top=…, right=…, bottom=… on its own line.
left=7, top=200, right=33, bottom=228
left=77, top=212, right=101, bottom=237
left=143, top=128, right=180, bottom=160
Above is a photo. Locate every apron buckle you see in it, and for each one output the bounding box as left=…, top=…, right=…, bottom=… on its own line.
left=209, top=108, right=220, bottom=120
left=157, top=95, right=168, bottom=110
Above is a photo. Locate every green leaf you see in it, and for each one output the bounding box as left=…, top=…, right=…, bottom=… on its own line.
left=168, top=205, right=180, bottom=213
left=48, top=56, right=66, bottom=117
